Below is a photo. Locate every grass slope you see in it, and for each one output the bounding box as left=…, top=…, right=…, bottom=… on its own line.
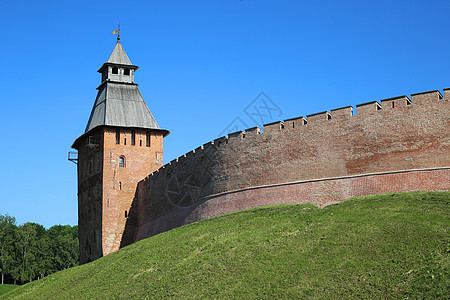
left=0, top=285, right=18, bottom=296
left=4, top=192, right=449, bottom=299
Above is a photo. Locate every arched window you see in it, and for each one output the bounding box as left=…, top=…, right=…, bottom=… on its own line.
left=124, top=68, right=130, bottom=76
left=119, top=156, right=126, bottom=168
left=112, top=67, right=118, bottom=74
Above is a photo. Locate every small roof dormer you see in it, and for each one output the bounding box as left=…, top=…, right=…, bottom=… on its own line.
left=97, top=39, right=139, bottom=86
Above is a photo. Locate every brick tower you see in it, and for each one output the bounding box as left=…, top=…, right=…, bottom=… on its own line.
left=72, top=36, right=169, bottom=264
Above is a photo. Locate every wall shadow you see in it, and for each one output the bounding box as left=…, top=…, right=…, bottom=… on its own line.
left=119, top=187, right=139, bottom=248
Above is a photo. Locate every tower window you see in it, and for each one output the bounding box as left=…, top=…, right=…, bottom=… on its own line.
left=125, top=211, right=128, bottom=218
left=124, top=68, right=130, bottom=76
left=88, top=136, right=98, bottom=145
left=119, top=182, right=122, bottom=190
left=140, top=139, right=142, bottom=146
left=124, top=138, right=127, bottom=145
left=112, top=67, right=118, bottom=74
left=146, top=131, right=151, bottom=147
left=115, top=129, right=120, bottom=144
left=131, top=130, right=135, bottom=146
left=119, top=156, right=126, bottom=168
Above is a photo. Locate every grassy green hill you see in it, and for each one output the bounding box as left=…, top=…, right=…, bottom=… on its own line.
left=0, top=285, right=18, bottom=296
left=4, top=192, right=449, bottom=299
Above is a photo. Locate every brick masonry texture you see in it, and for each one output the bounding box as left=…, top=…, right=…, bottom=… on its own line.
left=135, top=168, right=449, bottom=240
left=75, top=127, right=164, bottom=263
left=131, top=90, right=449, bottom=243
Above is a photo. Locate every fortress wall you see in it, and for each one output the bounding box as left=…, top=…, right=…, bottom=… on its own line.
left=135, top=168, right=449, bottom=240
left=134, top=89, right=449, bottom=241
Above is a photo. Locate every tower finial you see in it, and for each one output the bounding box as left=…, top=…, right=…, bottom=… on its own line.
left=112, top=24, right=120, bottom=41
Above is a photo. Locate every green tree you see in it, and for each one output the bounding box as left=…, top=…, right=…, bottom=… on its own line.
left=0, top=214, right=17, bottom=284
left=35, top=234, right=52, bottom=278
left=15, top=223, right=44, bottom=283
left=0, top=215, right=79, bottom=284
left=47, top=225, right=79, bottom=272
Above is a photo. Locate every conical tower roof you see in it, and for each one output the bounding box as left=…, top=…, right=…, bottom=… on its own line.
left=84, top=83, right=163, bottom=133
left=107, top=40, right=132, bottom=65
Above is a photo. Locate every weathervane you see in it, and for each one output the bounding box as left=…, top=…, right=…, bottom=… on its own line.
left=112, top=24, right=120, bottom=40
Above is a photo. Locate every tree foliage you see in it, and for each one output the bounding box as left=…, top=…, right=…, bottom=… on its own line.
left=0, top=215, right=79, bottom=284
left=0, top=214, right=17, bottom=285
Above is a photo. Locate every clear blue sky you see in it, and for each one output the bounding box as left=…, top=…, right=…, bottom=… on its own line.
left=1, top=0, right=449, bottom=228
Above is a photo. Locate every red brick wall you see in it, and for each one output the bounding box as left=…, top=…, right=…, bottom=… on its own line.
left=101, top=128, right=163, bottom=256
left=134, top=90, right=449, bottom=242
left=76, top=127, right=164, bottom=263
left=135, top=168, right=449, bottom=240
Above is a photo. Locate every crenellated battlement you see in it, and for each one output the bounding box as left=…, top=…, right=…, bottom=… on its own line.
left=132, top=87, right=449, bottom=243
left=330, top=106, right=353, bottom=120
left=380, top=95, right=411, bottom=108
left=143, top=88, right=449, bottom=184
